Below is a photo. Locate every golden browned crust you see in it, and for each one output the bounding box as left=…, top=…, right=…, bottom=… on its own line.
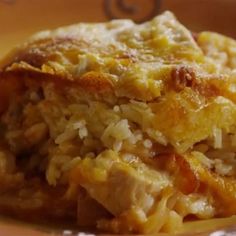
left=1, top=11, right=236, bottom=234
left=0, top=12, right=235, bottom=105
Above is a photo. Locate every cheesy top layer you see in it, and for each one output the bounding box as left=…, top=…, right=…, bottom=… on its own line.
left=0, top=12, right=223, bottom=100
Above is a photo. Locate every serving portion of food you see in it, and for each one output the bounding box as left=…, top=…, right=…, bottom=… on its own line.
left=0, top=11, right=236, bottom=234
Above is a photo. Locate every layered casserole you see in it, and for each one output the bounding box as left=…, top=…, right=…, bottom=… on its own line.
left=0, top=11, right=236, bottom=233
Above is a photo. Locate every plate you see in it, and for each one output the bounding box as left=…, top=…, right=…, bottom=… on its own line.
left=0, top=0, right=236, bottom=235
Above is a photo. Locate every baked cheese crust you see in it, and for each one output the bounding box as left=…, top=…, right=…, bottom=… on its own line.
left=0, top=11, right=236, bottom=234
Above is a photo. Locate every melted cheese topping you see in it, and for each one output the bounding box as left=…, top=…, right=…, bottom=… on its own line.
left=1, top=11, right=236, bottom=234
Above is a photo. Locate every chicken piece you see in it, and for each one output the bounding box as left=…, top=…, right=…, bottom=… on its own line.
left=70, top=150, right=171, bottom=219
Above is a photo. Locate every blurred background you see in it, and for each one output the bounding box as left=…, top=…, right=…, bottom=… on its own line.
left=0, top=0, right=236, bottom=56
